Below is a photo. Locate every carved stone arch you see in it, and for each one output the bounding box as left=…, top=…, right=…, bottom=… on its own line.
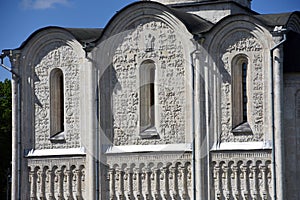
left=95, top=2, right=195, bottom=145
left=112, top=164, right=120, bottom=170
left=121, top=163, right=128, bottom=171
left=157, top=162, right=164, bottom=169
left=97, top=2, right=193, bottom=43
left=165, top=162, right=172, bottom=168
left=255, top=160, right=263, bottom=167
left=18, top=27, right=86, bottom=152
left=211, top=28, right=268, bottom=143
left=207, top=14, right=272, bottom=55
left=147, top=162, right=155, bottom=170
left=21, top=28, right=85, bottom=64
left=139, top=163, right=146, bottom=171
left=130, top=163, right=136, bottom=170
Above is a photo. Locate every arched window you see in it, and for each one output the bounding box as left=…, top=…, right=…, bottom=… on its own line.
left=49, top=68, right=65, bottom=141
left=139, top=60, right=157, bottom=137
left=232, top=56, right=252, bottom=133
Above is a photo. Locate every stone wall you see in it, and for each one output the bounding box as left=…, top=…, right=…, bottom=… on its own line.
left=34, top=42, right=81, bottom=149
left=110, top=19, right=188, bottom=146
left=220, top=32, right=265, bottom=143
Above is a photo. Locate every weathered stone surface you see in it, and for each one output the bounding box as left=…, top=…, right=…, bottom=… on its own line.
left=8, top=0, right=300, bottom=199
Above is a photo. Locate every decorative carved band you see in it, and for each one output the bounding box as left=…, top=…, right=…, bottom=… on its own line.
left=106, top=152, right=192, bottom=199
left=211, top=151, right=272, bottom=200
left=28, top=157, right=85, bottom=200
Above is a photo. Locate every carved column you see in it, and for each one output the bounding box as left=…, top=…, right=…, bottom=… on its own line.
left=143, top=168, right=151, bottom=200
left=135, top=168, right=142, bottom=199
left=29, top=170, right=37, bottom=200
left=250, top=166, right=258, bottom=200
left=160, top=167, right=170, bottom=199
left=259, top=166, right=268, bottom=200
left=47, top=169, right=55, bottom=200
left=108, top=168, right=116, bottom=200
left=170, top=166, right=178, bottom=199
left=124, top=168, right=133, bottom=199
left=179, top=166, right=187, bottom=199
left=222, top=165, right=231, bottom=199
left=116, top=169, right=124, bottom=199
left=75, top=169, right=83, bottom=200
left=231, top=166, right=240, bottom=199
left=240, top=165, right=249, bottom=200
left=65, top=169, right=73, bottom=200
left=38, top=169, right=46, bottom=199
left=213, top=165, right=221, bottom=199
left=152, top=168, right=160, bottom=199
left=55, top=169, right=64, bottom=200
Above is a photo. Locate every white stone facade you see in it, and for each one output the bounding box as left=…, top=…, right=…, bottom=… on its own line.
left=5, top=0, right=300, bottom=199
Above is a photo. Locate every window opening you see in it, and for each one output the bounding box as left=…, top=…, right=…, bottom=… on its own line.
left=232, top=57, right=252, bottom=134
left=140, top=60, right=158, bottom=138
left=50, top=68, right=65, bottom=141
left=242, top=62, right=248, bottom=122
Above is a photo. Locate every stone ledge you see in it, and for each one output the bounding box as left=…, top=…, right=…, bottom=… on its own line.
left=104, top=143, right=192, bottom=154
left=26, top=147, right=86, bottom=157
left=211, top=141, right=272, bottom=151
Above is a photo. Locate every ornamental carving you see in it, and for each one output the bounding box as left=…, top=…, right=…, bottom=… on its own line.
left=111, top=20, right=186, bottom=145
left=34, top=43, right=81, bottom=149
left=105, top=153, right=192, bottom=199
left=220, top=32, right=264, bottom=142
left=28, top=157, right=86, bottom=199
left=211, top=151, right=272, bottom=199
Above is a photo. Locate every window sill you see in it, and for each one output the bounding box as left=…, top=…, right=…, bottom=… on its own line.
left=49, top=131, right=66, bottom=143
left=140, top=127, right=159, bottom=139
left=232, top=121, right=252, bottom=135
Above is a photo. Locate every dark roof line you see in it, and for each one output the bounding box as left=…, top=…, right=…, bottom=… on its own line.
left=170, top=7, right=214, bottom=34
left=15, top=1, right=299, bottom=51
left=170, top=0, right=258, bottom=14
left=254, top=11, right=300, bottom=27
left=17, top=26, right=102, bottom=50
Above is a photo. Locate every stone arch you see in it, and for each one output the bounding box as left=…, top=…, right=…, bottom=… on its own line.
left=18, top=27, right=86, bottom=151
left=205, top=15, right=273, bottom=144
left=94, top=1, right=196, bottom=146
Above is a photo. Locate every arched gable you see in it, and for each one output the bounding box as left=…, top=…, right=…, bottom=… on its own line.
left=93, top=2, right=198, bottom=146
left=19, top=27, right=87, bottom=150
left=204, top=14, right=273, bottom=145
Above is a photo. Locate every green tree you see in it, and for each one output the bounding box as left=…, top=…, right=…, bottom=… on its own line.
left=0, top=79, right=11, bottom=199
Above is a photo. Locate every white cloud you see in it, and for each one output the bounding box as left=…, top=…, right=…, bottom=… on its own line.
left=21, top=0, right=70, bottom=10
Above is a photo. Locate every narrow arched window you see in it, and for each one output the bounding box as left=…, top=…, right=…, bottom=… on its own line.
left=140, top=60, right=156, bottom=135
left=50, top=68, right=64, bottom=140
left=232, top=56, right=252, bottom=133
left=242, top=62, right=248, bottom=122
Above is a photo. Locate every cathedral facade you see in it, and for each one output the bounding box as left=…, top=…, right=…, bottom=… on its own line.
left=4, top=0, right=300, bottom=199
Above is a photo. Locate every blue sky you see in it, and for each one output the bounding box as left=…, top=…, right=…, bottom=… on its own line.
left=0, top=0, right=299, bottom=81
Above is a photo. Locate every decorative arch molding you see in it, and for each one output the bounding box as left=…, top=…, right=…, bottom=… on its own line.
left=207, top=15, right=272, bottom=54
left=97, top=1, right=193, bottom=43
left=94, top=2, right=195, bottom=146
left=106, top=17, right=191, bottom=145
left=21, top=27, right=85, bottom=66
left=18, top=28, right=86, bottom=150
left=205, top=16, right=270, bottom=144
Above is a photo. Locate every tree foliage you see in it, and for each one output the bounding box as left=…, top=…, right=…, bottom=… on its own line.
left=0, top=79, right=12, bottom=198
